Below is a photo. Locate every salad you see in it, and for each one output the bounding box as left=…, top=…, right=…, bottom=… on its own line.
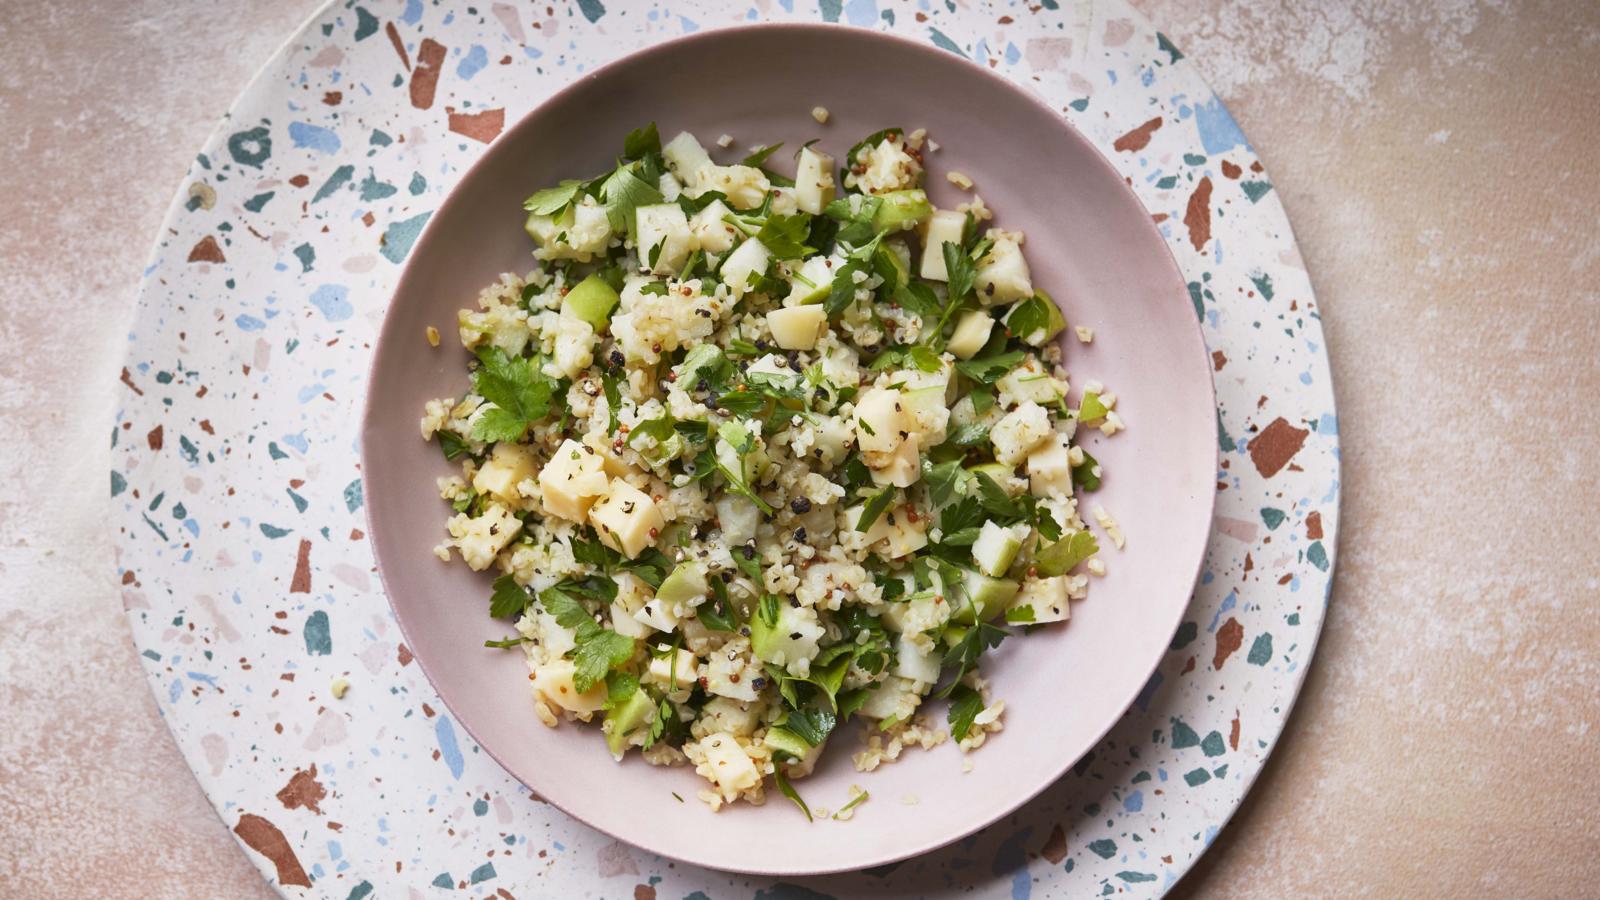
left=419, top=121, right=1121, bottom=816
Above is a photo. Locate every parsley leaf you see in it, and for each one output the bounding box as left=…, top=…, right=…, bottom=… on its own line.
left=523, top=179, right=587, bottom=217
left=925, top=459, right=967, bottom=508
left=939, top=496, right=985, bottom=537
left=1072, top=448, right=1102, bottom=491
left=942, top=241, right=978, bottom=304
left=437, top=430, right=469, bottom=462
left=935, top=618, right=1007, bottom=698
left=469, top=347, right=556, bottom=442
left=697, top=576, right=740, bottom=632
left=823, top=260, right=864, bottom=318
left=1033, top=529, right=1099, bottom=577
left=741, top=143, right=783, bottom=167
left=603, top=670, right=640, bottom=712
left=972, top=472, right=1022, bottom=520
left=483, top=635, right=530, bottom=649
left=954, top=350, right=1025, bottom=385
left=782, top=708, right=837, bottom=746
left=623, top=122, right=661, bottom=159
left=946, top=684, right=985, bottom=740
left=600, top=369, right=622, bottom=434
left=755, top=213, right=816, bottom=260
left=774, top=771, right=812, bottom=822
left=489, top=574, right=531, bottom=619
left=571, top=629, right=635, bottom=693
left=598, top=162, right=664, bottom=233
left=945, top=423, right=990, bottom=447
left=855, top=486, right=896, bottom=532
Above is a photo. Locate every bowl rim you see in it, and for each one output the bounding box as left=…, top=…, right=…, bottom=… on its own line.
left=360, top=20, right=1218, bottom=875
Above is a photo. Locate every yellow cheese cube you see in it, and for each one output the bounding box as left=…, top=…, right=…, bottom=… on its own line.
left=537, top=439, right=609, bottom=522
left=471, top=442, right=537, bottom=504
left=588, top=479, right=665, bottom=559
left=532, top=659, right=608, bottom=713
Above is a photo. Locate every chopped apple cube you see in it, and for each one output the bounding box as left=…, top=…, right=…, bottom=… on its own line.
left=919, top=209, right=966, bottom=282
left=634, top=204, right=693, bottom=275
left=1027, top=435, right=1074, bottom=496
left=697, top=732, right=761, bottom=792
left=853, top=387, right=909, bottom=455
left=720, top=237, right=770, bottom=296
left=767, top=304, right=827, bottom=351
left=794, top=146, right=836, bottom=215
left=948, top=310, right=993, bottom=359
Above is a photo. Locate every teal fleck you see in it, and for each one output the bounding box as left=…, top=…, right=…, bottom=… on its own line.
left=111, top=471, right=127, bottom=496
left=1087, top=838, right=1117, bottom=859
left=142, top=514, right=168, bottom=540
left=313, top=164, right=355, bottom=203
left=1171, top=719, right=1200, bottom=749
left=346, top=881, right=374, bottom=900
left=1184, top=767, right=1211, bottom=786
left=227, top=126, right=272, bottom=168
left=344, top=478, right=364, bottom=512
left=1187, top=281, right=1204, bottom=318
left=1260, top=507, right=1286, bottom=529
left=1247, top=632, right=1274, bottom=666
left=149, top=491, right=164, bottom=512
left=1218, top=410, right=1236, bottom=452
left=268, top=442, right=288, bottom=460
left=1251, top=272, right=1275, bottom=300
left=1131, top=769, right=1151, bottom=783
left=359, top=172, right=398, bottom=201
left=1157, top=32, right=1184, bottom=63
left=155, top=371, right=173, bottom=384
left=685, top=894, right=712, bottom=900
left=1307, top=541, right=1329, bottom=571
left=304, top=610, right=332, bottom=656
left=928, top=27, right=965, bottom=57
left=1170, top=620, right=1197, bottom=650
left=1242, top=179, right=1274, bottom=202
left=1156, top=175, right=1178, bottom=190
left=243, top=191, right=275, bottom=212
left=142, top=649, right=162, bottom=662
left=294, top=243, right=315, bottom=272
left=1117, top=871, right=1159, bottom=884
left=469, top=862, right=496, bottom=884
left=753, top=885, right=838, bottom=900
left=575, top=0, right=605, bottom=23
left=380, top=211, right=433, bottom=263
left=1214, top=764, right=1229, bottom=778
left=409, top=171, right=427, bottom=195
left=1069, top=98, right=1088, bottom=112
left=179, top=435, right=199, bottom=463
left=1287, top=612, right=1301, bottom=626
left=353, top=6, right=379, bottom=40
left=185, top=194, right=204, bottom=212
left=430, top=872, right=453, bottom=889
left=259, top=523, right=292, bottom=538
left=472, top=798, right=489, bottom=816
left=1039, top=0, right=1058, bottom=8
left=1183, top=152, right=1207, bottom=165
left=1201, top=730, right=1226, bottom=757
left=370, top=129, right=393, bottom=146
left=819, top=0, right=841, bottom=21
left=287, top=488, right=308, bottom=513
left=171, top=502, right=187, bottom=520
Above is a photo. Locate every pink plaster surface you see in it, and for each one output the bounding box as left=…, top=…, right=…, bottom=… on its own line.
left=0, top=0, right=1595, bottom=896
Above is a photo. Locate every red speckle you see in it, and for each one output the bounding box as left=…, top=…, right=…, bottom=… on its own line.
left=1248, top=417, right=1309, bottom=478
left=187, top=235, right=226, bottom=263
left=1184, top=176, right=1213, bottom=251
left=290, top=539, right=313, bottom=593
left=447, top=107, right=505, bottom=143
left=1112, top=116, right=1162, bottom=152
left=410, top=38, right=447, bottom=109
left=1214, top=617, right=1244, bottom=669
left=146, top=425, right=164, bottom=451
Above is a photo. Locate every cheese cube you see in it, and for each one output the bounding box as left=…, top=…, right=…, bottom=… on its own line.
left=919, top=209, right=966, bottom=281
left=700, top=164, right=770, bottom=210
left=853, top=387, right=909, bottom=454
left=948, top=310, right=993, bottom=359
left=645, top=647, right=701, bottom=693
left=868, top=433, right=921, bottom=487
left=991, top=401, right=1052, bottom=467
left=471, top=442, right=536, bottom=505
left=794, top=146, right=836, bottom=215
left=697, top=732, right=761, bottom=792
left=587, top=478, right=665, bottom=559
left=881, top=505, right=928, bottom=558
left=532, top=659, right=608, bottom=713
left=537, top=439, right=609, bottom=522
left=1027, top=435, right=1073, bottom=497
left=447, top=504, right=521, bottom=570
left=767, top=304, right=827, bottom=351
left=634, top=204, right=693, bottom=275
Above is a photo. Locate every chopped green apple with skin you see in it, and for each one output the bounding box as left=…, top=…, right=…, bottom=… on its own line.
left=899, top=385, right=951, bottom=446
left=952, top=570, right=1020, bottom=624
left=948, top=310, right=994, bottom=359
left=661, top=130, right=713, bottom=188
left=1078, top=391, right=1110, bottom=424
left=587, top=478, right=665, bottom=559
left=718, top=237, right=770, bottom=296
left=973, top=521, right=1028, bottom=577
left=794, top=146, right=836, bottom=215
left=767, top=304, right=827, bottom=351
left=1008, top=575, right=1072, bottom=624
left=919, top=209, right=966, bottom=281
left=634, top=204, right=693, bottom=275
left=657, top=561, right=710, bottom=608
left=975, top=230, right=1033, bottom=304
left=689, top=199, right=740, bottom=254
left=786, top=255, right=839, bottom=305
left=748, top=601, right=825, bottom=667
left=561, top=273, right=620, bottom=329
left=853, top=387, right=909, bottom=454
left=872, top=189, right=933, bottom=232
left=604, top=690, right=657, bottom=758
left=968, top=462, right=1024, bottom=497
left=892, top=632, right=942, bottom=684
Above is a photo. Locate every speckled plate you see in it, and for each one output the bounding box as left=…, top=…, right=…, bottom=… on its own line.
left=114, top=0, right=1338, bottom=896
left=362, top=22, right=1217, bottom=876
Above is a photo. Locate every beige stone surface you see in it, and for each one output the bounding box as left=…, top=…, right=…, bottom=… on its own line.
left=0, top=1, right=1595, bottom=897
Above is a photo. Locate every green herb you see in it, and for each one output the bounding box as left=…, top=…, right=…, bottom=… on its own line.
left=823, top=259, right=864, bottom=318
left=925, top=459, right=966, bottom=508
left=954, top=350, right=1025, bottom=385
left=894, top=280, right=941, bottom=321
left=1004, top=294, right=1055, bottom=343
left=833, top=790, right=869, bottom=819
left=774, top=771, right=812, bottom=822
left=741, top=143, right=784, bottom=167
left=438, top=430, right=469, bottom=461
left=836, top=688, right=872, bottom=720
left=757, top=594, right=780, bottom=628
left=623, top=122, right=661, bottom=159
left=598, top=161, right=665, bottom=233
left=469, top=347, right=557, bottom=442
left=539, top=586, right=637, bottom=692
left=450, top=487, right=478, bottom=513
left=671, top=791, right=684, bottom=803
left=489, top=574, right=531, bottom=619
left=523, top=179, right=587, bottom=217
left=946, top=684, right=985, bottom=740
left=643, top=698, right=670, bottom=749
left=1072, top=448, right=1102, bottom=491
left=697, top=576, right=740, bottom=631
left=854, top=486, right=896, bottom=532
left=782, top=707, right=837, bottom=746
left=755, top=213, right=816, bottom=260
left=483, top=635, right=530, bottom=649
left=620, top=547, right=673, bottom=589
left=935, top=617, right=1007, bottom=698
left=945, top=423, right=990, bottom=447
left=1004, top=605, right=1036, bottom=624
left=972, top=471, right=1022, bottom=519
left=942, top=241, right=978, bottom=304
left=1033, top=529, right=1099, bottom=577
left=600, top=369, right=622, bottom=434
left=714, top=390, right=766, bottom=419
left=733, top=546, right=764, bottom=582
left=603, top=670, right=640, bottom=712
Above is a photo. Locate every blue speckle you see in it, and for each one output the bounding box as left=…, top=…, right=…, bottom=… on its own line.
left=187, top=671, right=217, bottom=687
left=1124, top=789, right=1144, bottom=812
left=401, top=0, right=423, bottom=24
left=1004, top=42, right=1021, bottom=65
left=236, top=314, right=266, bottom=331
left=473, top=798, right=489, bottom=816
left=819, top=0, right=841, bottom=21
left=456, top=44, right=488, bottom=80
left=309, top=284, right=352, bottom=321
left=1299, top=370, right=1313, bottom=385
left=1207, top=589, right=1237, bottom=632
left=436, top=715, right=465, bottom=779
left=679, top=15, right=699, bottom=32
left=380, top=211, right=433, bottom=264
left=430, top=872, right=453, bottom=889
left=928, top=27, right=965, bottom=57
left=288, top=122, right=342, bottom=155
left=844, top=0, right=877, bottom=27
left=282, top=432, right=310, bottom=454
left=1194, top=96, right=1248, bottom=154
left=168, top=679, right=182, bottom=702
left=469, top=861, right=496, bottom=884
left=1319, top=413, right=1339, bottom=435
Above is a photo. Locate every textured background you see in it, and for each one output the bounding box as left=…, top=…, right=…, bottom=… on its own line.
left=1, top=0, right=1595, bottom=897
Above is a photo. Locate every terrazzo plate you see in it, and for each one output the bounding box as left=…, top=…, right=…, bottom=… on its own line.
left=114, top=0, right=1339, bottom=896
left=362, top=23, right=1217, bottom=876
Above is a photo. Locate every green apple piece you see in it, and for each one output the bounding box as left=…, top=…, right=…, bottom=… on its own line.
left=1006, top=575, right=1072, bottom=625
left=872, top=189, right=933, bottom=232
left=951, top=570, right=1020, bottom=624
left=719, top=237, right=770, bottom=296
left=762, top=723, right=814, bottom=761
left=785, top=255, right=837, bottom=305
left=675, top=343, right=725, bottom=385
left=1003, top=290, right=1066, bottom=346
left=767, top=304, right=827, bottom=351
left=1078, top=391, right=1109, bottom=424
left=972, top=521, right=1026, bottom=577
left=604, top=689, right=657, bottom=758
left=874, top=240, right=911, bottom=291
left=662, top=131, right=713, bottom=185
left=657, top=561, right=710, bottom=608
left=918, top=209, right=966, bottom=281
left=561, top=273, right=620, bottom=329
left=794, top=146, right=837, bottom=215
left=748, top=600, right=824, bottom=665
left=975, top=233, right=1033, bottom=304
left=891, top=632, right=942, bottom=684
left=948, top=310, right=994, bottom=359
left=940, top=624, right=969, bottom=649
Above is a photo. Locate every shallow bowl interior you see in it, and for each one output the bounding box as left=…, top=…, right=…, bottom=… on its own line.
left=362, top=23, right=1215, bottom=875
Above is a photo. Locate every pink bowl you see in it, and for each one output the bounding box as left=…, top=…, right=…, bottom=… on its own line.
left=362, top=23, right=1215, bottom=875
